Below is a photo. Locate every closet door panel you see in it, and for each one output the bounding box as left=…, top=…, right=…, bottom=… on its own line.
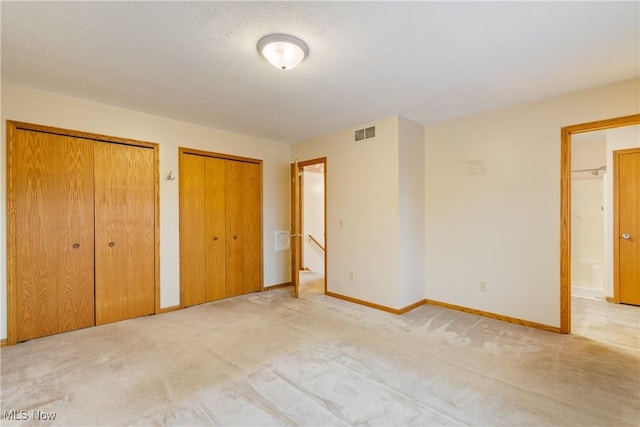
left=225, top=161, right=261, bottom=297
left=225, top=161, right=244, bottom=297
left=180, top=154, right=207, bottom=306
left=57, top=136, right=96, bottom=333
left=204, top=157, right=227, bottom=301
left=241, top=162, right=262, bottom=294
left=13, top=130, right=94, bottom=341
left=179, top=151, right=261, bottom=305
left=124, top=144, right=155, bottom=318
left=95, top=142, right=155, bottom=324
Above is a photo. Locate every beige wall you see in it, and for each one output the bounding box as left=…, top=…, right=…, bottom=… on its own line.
left=292, top=115, right=426, bottom=310
left=292, top=116, right=403, bottom=307
left=398, top=117, right=426, bottom=307
left=424, top=77, right=639, bottom=327
left=0, top=83, right=291, bottom=339
left=2, top=77, right=638, bottom=339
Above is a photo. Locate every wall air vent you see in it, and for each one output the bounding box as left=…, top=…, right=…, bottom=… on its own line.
left=354, top=126, right=376, bottom=143
left=365, top=126, right=375, bottom=139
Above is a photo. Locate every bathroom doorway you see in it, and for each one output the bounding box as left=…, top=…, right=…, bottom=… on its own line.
left=561, top=115, right=639, bottom=352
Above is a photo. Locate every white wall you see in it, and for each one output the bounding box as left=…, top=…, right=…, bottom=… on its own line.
left=604, top=125, right=640, bottom=297
left=292, top=116, right=403, bottom=308
left=1, top=83, right=291, bottom=339
left=424, top=77, right=639, bottom=327
left=302, top=170, right=325, bottom=273
left=398, top=118, right=426, bottom=307
left=571, top=132, right=607, bottom=172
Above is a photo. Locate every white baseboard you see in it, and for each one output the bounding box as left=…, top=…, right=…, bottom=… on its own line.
left=572, top=285, right=606, bottom=300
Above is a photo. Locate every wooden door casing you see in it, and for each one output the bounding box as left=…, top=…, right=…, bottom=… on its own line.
left=291, top=162, right=301, bottom=298
left=12, top=130, right=95, bottom=342
left=94, top=142, right=155, bottom=325
left=615, top=148, right=640, bottom=305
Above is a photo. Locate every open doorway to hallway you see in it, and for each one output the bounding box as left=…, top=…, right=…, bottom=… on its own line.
left=299, top=162, right=325, bottom=296
left=291, top=158, right=327, bottom=298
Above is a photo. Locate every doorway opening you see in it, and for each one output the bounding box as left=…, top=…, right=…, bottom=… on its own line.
left=291, top=158, right=327, bottom=298
left=561, top=114, right=639, bottom=353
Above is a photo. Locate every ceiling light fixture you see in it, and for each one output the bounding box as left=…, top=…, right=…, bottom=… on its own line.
left=257, top=34, right=308, bottom=71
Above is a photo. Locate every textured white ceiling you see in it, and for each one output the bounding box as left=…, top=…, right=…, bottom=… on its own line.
left=2, top=1, right=638, bottom=144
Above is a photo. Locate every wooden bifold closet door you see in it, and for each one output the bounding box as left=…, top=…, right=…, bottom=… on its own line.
left=11, top=130, right=95, bottom=342
left=179, top=149, right=262, bottom=307
left=7, top=121, right=158, bottom=345
left=225, top=159, right=262, bottom=297
left=94, top=142, right=156, bottom=324
left=180, top=154, right=227, bottom=306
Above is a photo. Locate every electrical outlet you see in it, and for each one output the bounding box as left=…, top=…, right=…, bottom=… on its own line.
left=479, top=281, right=488, bottom=292
left=349, top=272, right=356, bottom=281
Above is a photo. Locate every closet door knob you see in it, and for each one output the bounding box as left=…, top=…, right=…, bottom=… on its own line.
left=72, top=243, right=80, bottom=249
left=233, top=235, right=238, bottom=240
left=108, top=242, right=115, bottom=248
left=213, top=236, right=219, bottom=241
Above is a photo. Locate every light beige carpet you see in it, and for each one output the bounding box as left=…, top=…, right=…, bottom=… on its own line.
left=1, top=284, right=638, bottom=426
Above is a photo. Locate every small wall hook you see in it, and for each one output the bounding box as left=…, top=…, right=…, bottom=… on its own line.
left=165, top=170, right=176, bottom=181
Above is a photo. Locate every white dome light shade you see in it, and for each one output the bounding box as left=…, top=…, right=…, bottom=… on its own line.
left=257, top=34, right=309, bottom=70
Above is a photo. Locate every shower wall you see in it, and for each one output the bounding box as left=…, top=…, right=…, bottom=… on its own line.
left=571, top=133, right=606, bottom=299
left=571, top=178, right=605, bottom=292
